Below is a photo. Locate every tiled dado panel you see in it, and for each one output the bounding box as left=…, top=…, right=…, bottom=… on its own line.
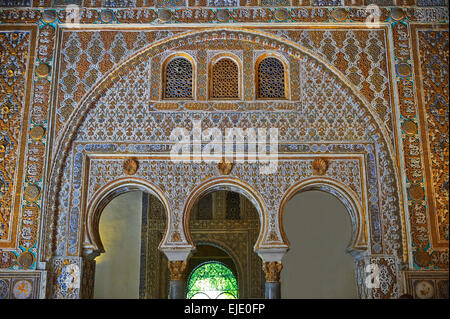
left=0, top=271, right=46, bottom=299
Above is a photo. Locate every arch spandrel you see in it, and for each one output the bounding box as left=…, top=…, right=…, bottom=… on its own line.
left=42, top=28, right=406, bottom=264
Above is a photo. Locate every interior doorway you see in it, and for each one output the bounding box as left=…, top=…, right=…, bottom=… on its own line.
left=281, top=190, right=357, bottom=298
left=93, top=191, right=143, bottom=298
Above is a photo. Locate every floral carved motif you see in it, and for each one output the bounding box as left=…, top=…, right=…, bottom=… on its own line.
left=168, top=261, right=187, bottom=281
left=262, top=261, right=283, bottom=283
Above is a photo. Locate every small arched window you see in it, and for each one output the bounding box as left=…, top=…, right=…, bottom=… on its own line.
left=186, top=261, right=238, bottom=299
left=210, top=57, right=240, bottom=99
left=163, top=56, right=193, bottom=99
left=256, top=56, right=286, bottom=99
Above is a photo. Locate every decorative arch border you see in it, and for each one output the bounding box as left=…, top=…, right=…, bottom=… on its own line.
left=278, top=177, right=368, bottom=255
left=83, top=177, right=171, bottom=255
left=182, top=176, right=268, bottom=251
left=41, top=27, right=407, bottom=264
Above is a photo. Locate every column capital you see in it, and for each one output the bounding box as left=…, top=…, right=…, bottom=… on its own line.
left=262, top=261, right=283, bottom=283
left=168, top=260, right=188, bottom=281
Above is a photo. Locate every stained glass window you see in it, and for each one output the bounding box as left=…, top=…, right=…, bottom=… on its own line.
left=164, top=57, right=193, bottom=99
left=257, top=57, right=286, bottom=99
left=186, top=262, right=238, bottom=299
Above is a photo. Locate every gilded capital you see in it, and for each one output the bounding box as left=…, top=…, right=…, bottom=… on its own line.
left=262, top=261, right=283, bottom=283
left=168, top=260, right=187, bottom=281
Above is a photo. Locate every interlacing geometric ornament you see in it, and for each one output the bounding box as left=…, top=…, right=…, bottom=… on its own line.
left=415, top=28, right=449, bottom=247
left=0, top=2, right=448, bottom=299
left=164, top=57, right=193, bottom=99
left=394, top=20, right=449, bottom=270
left=42, top=29, right=404, bottom=267
left=257, top=57, right=285, bottom=99
left=211, top=58, right=239, bottom=99
left=0, top=29, right=33, bottom=248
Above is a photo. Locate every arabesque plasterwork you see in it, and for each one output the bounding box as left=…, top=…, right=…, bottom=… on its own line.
left=0, top=2, right=448, bottom=299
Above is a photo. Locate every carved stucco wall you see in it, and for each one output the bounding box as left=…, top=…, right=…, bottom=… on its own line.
left=0, top=2, right=448, bottom=299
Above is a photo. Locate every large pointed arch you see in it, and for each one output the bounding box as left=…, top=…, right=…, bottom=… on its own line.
left=41, top=27, right=407, bottom=264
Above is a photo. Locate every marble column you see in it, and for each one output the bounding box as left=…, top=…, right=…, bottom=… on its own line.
left=168, top=260, right=187, bottom=299
left=262, top=261, right=283, bottom=299
left=256, top=248, right=287, bottom=299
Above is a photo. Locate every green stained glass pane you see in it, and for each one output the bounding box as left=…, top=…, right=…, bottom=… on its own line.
left=186, top=262, right=238, bottom=299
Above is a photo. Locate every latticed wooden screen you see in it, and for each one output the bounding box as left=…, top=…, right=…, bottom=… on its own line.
left=257, top=57, right=285, bottom=99
left=164, top=57, right=193, bottom=99
left=211, top=58, right=239, bottom=99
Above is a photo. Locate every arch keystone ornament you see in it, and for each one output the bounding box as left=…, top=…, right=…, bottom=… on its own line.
left=217, top=158, right=234, bottom=175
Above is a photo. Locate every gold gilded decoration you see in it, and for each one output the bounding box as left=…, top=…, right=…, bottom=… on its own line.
left=391, top=8, right=405, bottom=21
left=267, top=230, right=279, bottom=242
left=168, top=260, right=187, bottom=281
left=42, top=10, right=57, bottom=24
left=414, top=250, right=432, bottom=267
left=30, top=125, right=45, bottom=141
left=211, top=58, right=239, bottom=99
left=396, top=62, right=412, bottom=78
left=274, top=9, right=289, bottom=22
left=216, top=9, right=230, bottom=23
left=170, top=231, right=182, bottom=242
left=217, top=158, right=234, bottom=175
left=17, top=251, right=34, bottom=269
left=123, top=158, right=139, bottom=175
left=414, top=28, right=449, bottom=248
left=24, top=185, right=40, bottom=202
left=332, top=8, right=348, bottom=22
left=409, top=184, right=424, bottom=201
left=158, top=9, right=172, bottom=23
left=312, top=158, right=329, bottom=176
left=0, top=140, right=6, bottom=159
left=402, top=120, right=418, bottom=135
left=35, top=63, right=50, bottom=78
left=100, top=10, right=114, bottom=23
left=262, top=261, right=283, bottom=283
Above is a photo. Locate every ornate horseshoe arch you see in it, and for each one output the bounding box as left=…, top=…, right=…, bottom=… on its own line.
left=182, top=176, right=268, bottom=250
left=39, top=27, right=407, bottom=298
left=278, top=177, right=368, bottom=256
left=84, top=177, right=171, bottom=255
